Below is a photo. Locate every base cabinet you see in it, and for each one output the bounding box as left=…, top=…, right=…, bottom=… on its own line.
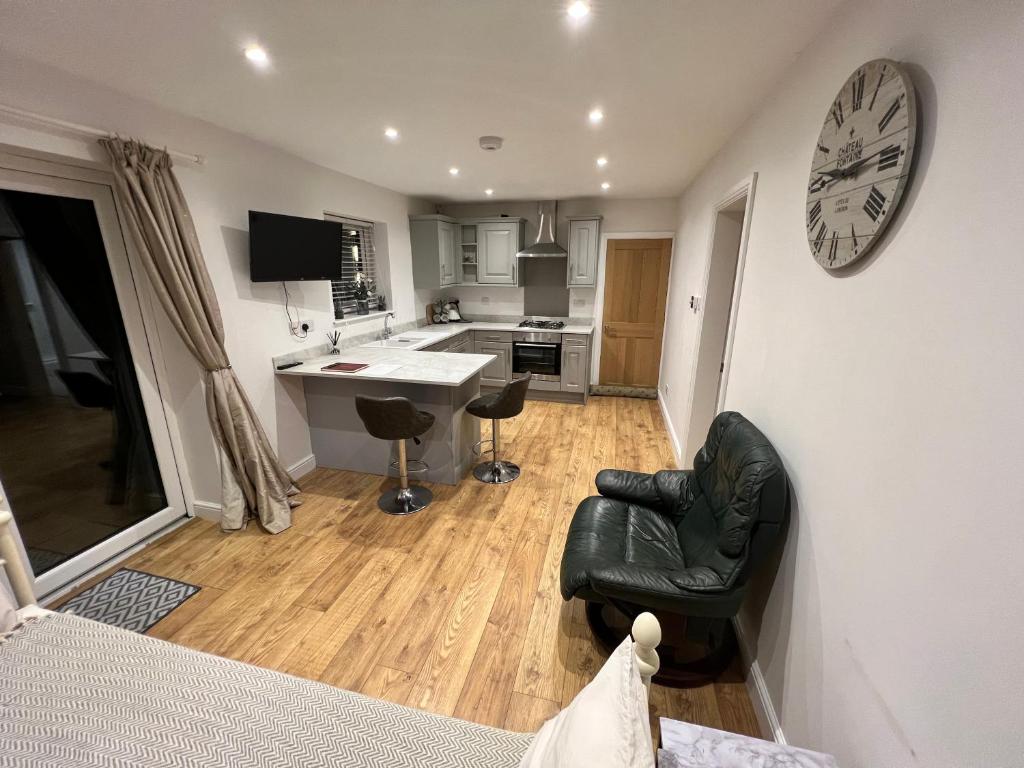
left=449, top=332, right=471, bottom=354
left=422, top=331, right=470, bottom=353
left=560, top=334, right=590, bottom=394
left=474, top=340, right=512, bottom=386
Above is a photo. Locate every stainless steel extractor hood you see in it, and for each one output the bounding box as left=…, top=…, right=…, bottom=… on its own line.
left=517, top=201, right=567, bottom=258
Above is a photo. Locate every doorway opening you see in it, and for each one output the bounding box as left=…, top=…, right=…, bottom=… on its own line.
left=683, top=175, right=756, bottom=461
left=0, top=189, right=169, bottom=576
left=0, top=152, right=187, bottom=600
left=594, top=237, right=673, bottom=398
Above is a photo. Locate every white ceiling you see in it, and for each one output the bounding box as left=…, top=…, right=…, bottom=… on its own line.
left=0, top=0, right=842, bottom=201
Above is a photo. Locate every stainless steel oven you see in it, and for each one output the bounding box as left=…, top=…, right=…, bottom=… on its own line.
left=512, top=331, right=561, bottom=382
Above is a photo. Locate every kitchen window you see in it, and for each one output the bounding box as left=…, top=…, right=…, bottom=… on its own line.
left=328, top=214, right=379, bottom=318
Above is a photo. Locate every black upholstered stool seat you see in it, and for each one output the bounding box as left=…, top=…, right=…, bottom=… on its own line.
left=466, top=373, right=531, bottom=484
left=355, top=395, right=435, bottom=515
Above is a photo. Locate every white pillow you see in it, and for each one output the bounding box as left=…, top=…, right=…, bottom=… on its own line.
left=519, top=636, right=654, bottom=768
left=0, top=581, right=17, bottom=634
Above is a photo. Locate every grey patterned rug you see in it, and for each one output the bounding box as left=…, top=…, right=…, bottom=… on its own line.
left=58, top=568, right=199, bottom=633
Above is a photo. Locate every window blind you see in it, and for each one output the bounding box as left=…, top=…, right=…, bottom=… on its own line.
left=327, top=215, right=378, bottom=318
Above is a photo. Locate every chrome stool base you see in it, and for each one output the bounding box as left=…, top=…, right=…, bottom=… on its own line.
left=378, top=485, right=433, bottom=515
left=473, top=460, right=521, bottom=485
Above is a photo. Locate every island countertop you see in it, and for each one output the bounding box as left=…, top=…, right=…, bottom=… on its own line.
left=274, top=347, right=495, bottom=387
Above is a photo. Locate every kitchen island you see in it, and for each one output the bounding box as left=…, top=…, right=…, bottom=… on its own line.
left=276, top=345, right=495, bottom=485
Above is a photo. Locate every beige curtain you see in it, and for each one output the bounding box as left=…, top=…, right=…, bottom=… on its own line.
left=101, top=138, right=299, bottom=533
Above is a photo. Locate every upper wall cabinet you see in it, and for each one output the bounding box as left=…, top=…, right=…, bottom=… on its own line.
left=476, top=219, right=524, bottom=285
left=567, top=216, right=601, bottom=287
left=410, top=215, right=460, bottom=289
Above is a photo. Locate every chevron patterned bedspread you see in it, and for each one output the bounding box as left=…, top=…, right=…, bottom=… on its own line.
left=0, top=611, right=532, bottom=767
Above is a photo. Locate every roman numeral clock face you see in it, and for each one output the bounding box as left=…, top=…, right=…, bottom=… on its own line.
left=807, top=59, right=918, bottom=269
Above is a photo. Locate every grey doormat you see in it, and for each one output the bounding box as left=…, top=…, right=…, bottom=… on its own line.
left=58, top=568, right=200, bottom=633
left=589, top=385, right=658, bottom=399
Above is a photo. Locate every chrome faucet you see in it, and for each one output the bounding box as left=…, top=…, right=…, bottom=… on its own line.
left=382, top=312, right=396, bottom=340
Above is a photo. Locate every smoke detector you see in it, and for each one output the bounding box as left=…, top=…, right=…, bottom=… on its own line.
left=479, top=135, right=504, bottom=152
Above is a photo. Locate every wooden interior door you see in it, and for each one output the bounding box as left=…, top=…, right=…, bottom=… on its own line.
left=599, top=238, right=672, bottom=387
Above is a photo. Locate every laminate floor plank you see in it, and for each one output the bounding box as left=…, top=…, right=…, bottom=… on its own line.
left=106, top=398, right=760, bottom=739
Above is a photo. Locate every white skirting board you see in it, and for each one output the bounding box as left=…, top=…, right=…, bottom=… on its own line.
left=656, top=391, right=684, bottom=468
left=287, top=454, right=318, bottom=481
left=190, top=500, right=222, bottom=522
left=191, top=454, right=317, bottom=520
left=733, top=616, right=787, bottom=745
left=656, top=393, right=784, bottom=744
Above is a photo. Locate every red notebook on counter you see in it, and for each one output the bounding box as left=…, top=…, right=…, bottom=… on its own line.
left=321, top=362, right=369, bottom=373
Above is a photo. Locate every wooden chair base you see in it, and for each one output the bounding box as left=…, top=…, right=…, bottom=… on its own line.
left=584, top=600, right=737, bottom=688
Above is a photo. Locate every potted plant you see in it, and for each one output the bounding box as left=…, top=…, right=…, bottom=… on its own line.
left=348, top=274, right=376, bottom=315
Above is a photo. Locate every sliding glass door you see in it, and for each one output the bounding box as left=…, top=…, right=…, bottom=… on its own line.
left=0, top=155, right=186, bottom=599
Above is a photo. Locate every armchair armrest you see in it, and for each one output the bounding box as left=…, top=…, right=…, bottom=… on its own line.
left=595, top=469, right=662, bottom=508
left=595, top=468, right=696, bottom=516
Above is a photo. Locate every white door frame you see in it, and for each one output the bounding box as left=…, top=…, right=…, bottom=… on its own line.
left=0, top=148, right=189, bottom=600
left=680, top=173, right=757, bottom=458
left=591, top=231, right=677, bottom=384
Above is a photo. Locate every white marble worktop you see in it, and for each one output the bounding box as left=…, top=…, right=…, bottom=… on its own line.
left=659, top=719, right=838, bottom=768
left=357, top=321, right=594, bottom=352
left=274, top=347, right=495, bottom=387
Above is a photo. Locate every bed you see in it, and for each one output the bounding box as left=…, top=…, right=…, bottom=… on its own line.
left=0, top=511, right=661, bottom=767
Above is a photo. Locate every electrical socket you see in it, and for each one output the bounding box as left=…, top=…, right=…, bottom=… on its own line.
left=291, top=319, right=314, bottom=334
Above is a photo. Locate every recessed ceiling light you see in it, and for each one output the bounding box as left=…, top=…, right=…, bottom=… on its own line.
left=589, top=108, right=604, bottom=125
left=596, top=156, right=608, bottom=168
left=601, top=181, right=611, bottom=191
left=567, top=1, right=590, bottom=20
left=449, top=167, right=460, bottom=176
left=244, top=45, right=269, bottom=67
left=485, top=188, right=494, bottom=196
left=384, top=127, right=399, bottom=140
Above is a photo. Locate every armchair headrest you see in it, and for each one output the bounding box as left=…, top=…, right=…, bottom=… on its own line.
left=692, top=412, right=786, bottom=556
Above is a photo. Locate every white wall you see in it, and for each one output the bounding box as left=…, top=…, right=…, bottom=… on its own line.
left=0, top=52, right=431, bottom=509
left=660, top=1, right=1024, bottom=765
left=436, top=197, right=678, bottom=318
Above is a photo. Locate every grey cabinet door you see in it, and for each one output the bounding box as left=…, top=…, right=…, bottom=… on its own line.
left=438, top=220, right=458, bottom=287
left=410, top=215, right=459, bottom=289
left=474, top=340, right=512, bottom=386
left=448, top=332, right=470, bottom=353
left=567, top=218, right=600, bottom=287
left=561, top=342, right=588, bottom=392
left=477, top=222, right=517, bottom=284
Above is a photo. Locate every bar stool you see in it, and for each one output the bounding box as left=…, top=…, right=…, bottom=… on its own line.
left=468, top=372, right=531, bottom=484
left=355, top=395, right=435, bottom=515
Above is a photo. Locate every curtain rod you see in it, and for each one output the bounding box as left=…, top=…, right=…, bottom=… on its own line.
left=0, top=103, right=205, bottom=165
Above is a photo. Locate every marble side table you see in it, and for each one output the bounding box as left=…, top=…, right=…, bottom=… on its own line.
left=658, top=718, right=838, bottom=768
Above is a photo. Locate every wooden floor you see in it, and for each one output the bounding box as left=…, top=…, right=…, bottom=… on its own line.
left=56, top=396, right=760, bottom=739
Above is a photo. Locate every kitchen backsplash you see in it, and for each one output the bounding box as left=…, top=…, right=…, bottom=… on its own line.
left=421, top=285, right=595, bottom=320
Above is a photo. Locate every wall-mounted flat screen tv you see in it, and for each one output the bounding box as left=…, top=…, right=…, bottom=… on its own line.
left=249, top=210, right=343, bottom=282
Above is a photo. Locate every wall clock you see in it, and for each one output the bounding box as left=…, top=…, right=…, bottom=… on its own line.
left=806, top=59, right=917, bottom=269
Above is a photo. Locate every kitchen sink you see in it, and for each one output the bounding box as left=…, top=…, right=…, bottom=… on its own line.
left=361, top=338, right=419, bottom=348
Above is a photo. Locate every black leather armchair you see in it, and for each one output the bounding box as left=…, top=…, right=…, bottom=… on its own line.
left=560, top=411, right=789, bottom=684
